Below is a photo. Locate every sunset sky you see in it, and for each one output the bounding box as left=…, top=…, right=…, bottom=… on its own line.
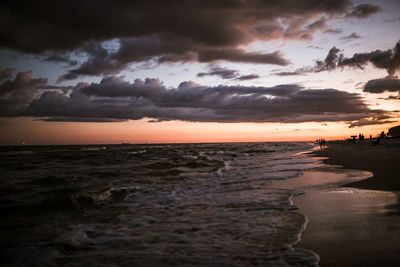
left=1, top=0, right=399, bottom=145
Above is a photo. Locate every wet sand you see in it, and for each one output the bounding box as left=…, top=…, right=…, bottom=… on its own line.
left=314, top=139, right=400, bottom=191
left=296, top=187, right=400, bottom=266
left=270, top=140, right=400, bottom=266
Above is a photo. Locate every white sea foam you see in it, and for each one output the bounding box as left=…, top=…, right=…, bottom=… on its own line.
left=127, top=149, right=147, bottom=154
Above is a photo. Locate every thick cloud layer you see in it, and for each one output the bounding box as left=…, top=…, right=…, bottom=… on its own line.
left=0, top=70, right=47, bottom=116
left=3, top=0, right=380, bottom=80
left=0, top=0, right=354, bottom=53
left=58, top=39, right=289, bottom=81
left=0, top=74, right=384, bottom=126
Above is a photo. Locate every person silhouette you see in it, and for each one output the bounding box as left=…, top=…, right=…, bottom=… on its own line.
left=319, top=139, right=325, bottom=149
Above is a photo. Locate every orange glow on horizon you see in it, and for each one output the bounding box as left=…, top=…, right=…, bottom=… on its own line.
left=0, top=117, right=398, bottom=145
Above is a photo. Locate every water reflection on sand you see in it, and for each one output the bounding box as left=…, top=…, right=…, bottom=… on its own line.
left=273, top=165, right=400, bottom=266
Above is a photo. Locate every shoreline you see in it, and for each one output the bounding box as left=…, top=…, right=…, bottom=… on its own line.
left=312, top=139, right=400, bottom=191
left=286, top=140, right=400, bottom=266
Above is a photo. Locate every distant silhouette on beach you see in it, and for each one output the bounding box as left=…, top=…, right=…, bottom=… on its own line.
left=316, top=139, right=326, bottom=149
left=340, top=125, right=400, bottom=146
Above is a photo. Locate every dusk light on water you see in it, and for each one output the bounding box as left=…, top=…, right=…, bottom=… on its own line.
left=1, top=1, right=400, bottom=266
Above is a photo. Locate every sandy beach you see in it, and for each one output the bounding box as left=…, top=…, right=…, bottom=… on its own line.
left=315, top=139, right=400, bottom=191
left=286, top=139, right=400, bottom=266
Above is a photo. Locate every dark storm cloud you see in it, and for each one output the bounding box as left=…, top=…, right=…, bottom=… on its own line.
left=0, top=70, right=47, bottom=116
left=197, top=66, right=238, bottom=79
left=363, top=77, right=400, bottom=93
left=339, top=41, right=400, bottom=75
left=1, top=0, right=364, bottom=80
left=57, top=41, right=129, bottom=82
left=346, top=4, right=381, bottom=18
left=311, top=40, right=400, bottom=75
left=59, top=40, right=289, bottom=81
left=0, top=0, right=354, bottom=53
left=19, top=75, right=390, bottom=126
left=315, top=47, right=342, bottom=72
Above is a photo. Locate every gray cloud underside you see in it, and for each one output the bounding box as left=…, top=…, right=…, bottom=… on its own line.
left=0, top=72, right=387, bottom=126
left=2, top=0, right=382, bottom=81
left=1, top=0, right=357, bottom=53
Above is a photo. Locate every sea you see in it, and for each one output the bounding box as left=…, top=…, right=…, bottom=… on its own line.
left=0, top=142, right=323, bottom=266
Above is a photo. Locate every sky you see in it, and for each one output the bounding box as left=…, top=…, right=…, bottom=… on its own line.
left=0, top=0, right=400, bottom=145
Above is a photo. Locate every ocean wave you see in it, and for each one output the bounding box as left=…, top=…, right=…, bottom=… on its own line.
left=127, top=150, right=147, bottom=155
left=71, top=188, right=112, bottom=208
left=1, top=142, right=320, bottom=266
